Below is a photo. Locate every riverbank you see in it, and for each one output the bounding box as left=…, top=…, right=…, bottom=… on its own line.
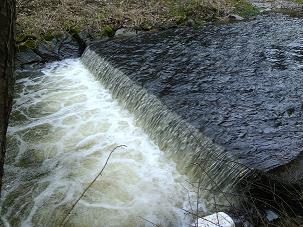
left=17, top=0, right=260, bottom=48
left=16, top=0, right=303, bottom=58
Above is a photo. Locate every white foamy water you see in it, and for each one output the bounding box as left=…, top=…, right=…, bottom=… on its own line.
left=0, top=59, right=203, bottom=227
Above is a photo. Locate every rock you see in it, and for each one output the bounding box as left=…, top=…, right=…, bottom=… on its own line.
left=15, top=32, right=85, bottom=70
left=229, top=14, right=244, bottom=21
left=16, top=49, right=43, bottom=68
left=34, top=33, right=82, bottom=63
left=186, top=19, right=195, bottom=27
left=265, top=210, right=279, bottom=222
left=40, top=34, right=81, bottom=60
left=55, top=34, right=82, bottom=59
left=36, top=41, right=61, bottom=62
left=115, top=28, right=139, bottom=38
left=192, top=212, right=235, bottom=227
left=77, top=30, right=95, bottom=47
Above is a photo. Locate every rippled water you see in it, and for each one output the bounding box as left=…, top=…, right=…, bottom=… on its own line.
left=0, top=59, right=201, bottom=227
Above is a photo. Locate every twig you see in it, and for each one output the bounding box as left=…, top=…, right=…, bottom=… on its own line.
left=60, top=145, right=126, bottom=227
left=195, top=178, right=201, bottom=227
left=139, top=216, right=161, bottom=227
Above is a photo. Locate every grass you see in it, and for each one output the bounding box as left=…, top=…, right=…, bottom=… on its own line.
left=16, top=0, right=257, bottom=42
left=231, top=0, right=260, bottom=17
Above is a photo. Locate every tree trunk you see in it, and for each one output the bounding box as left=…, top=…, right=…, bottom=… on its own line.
left=0, top=0, right=15, bottom=194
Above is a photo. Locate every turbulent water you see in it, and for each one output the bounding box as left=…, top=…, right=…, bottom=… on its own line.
left=82, top=49, right=249, bottom=209
left=79, top=14, right=303, bottom=211
left=0, top=59, right=202, bottom=227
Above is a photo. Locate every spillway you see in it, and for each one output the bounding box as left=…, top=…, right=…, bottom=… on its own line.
left=81, top=14, right=303, bottom=215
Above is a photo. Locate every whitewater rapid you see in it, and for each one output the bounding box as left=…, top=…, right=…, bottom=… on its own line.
left=0, top=59, right=204, bottom=227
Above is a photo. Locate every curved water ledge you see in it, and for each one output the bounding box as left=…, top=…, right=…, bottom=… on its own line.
left=82, top=49, right=251, bottom=208
left=82, top=14, right=303, bottom=184
left=82, top=14, right=303, bottom=215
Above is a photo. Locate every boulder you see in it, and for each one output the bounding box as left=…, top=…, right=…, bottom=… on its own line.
left=16, top=49, right=43, bottom=68
left=228, top=14, right=244, bottom=21
left=16, top=32, right=86, bottom=70
left=115, top=28, right=139, bottom=38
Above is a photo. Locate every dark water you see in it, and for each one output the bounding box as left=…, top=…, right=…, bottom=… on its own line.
left=89, top=14, right=303, bottom=173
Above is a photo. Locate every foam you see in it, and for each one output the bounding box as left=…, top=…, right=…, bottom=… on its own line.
left=1, top=59, right=203, bottom=227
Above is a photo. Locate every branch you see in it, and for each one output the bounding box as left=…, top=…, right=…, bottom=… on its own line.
left=60, top=145, right=126, bottom=226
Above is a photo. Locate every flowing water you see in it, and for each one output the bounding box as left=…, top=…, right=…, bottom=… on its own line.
left=4, top=13, right=302, bottom=226
left=0, top=59, right=202, bottom=227
left=84, top=14, right=303, bottom=173
left=82, top=49, right=250, bottom=207
left=80, top=14, right=303, bottom=198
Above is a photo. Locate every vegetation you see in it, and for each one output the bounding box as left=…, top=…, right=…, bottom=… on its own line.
left=293, top=0, right=303, bottom=4
left=231, top=0, right=259, bottom=17
left=16, top=0, right=257, bottom=42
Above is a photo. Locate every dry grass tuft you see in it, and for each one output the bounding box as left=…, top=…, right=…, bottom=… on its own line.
left=17, top=0, right=237, bottom=39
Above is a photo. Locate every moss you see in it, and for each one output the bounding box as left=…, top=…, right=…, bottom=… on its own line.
left=16, top=34, right=27, bottom=43
left=17, top=38, right=37, bottom=51
left=169, top=4, right=188, bottom=24
left=231, top=0, right=260, bottom=17
left=168, top=0, right=224, bottom=25
left=138, top=21, right=153, bottom=30
left=62, top=20, right=82, bottom=34
left=102, top=25, right=115, bottom=37
left=40, top=33, right=54, bottom=41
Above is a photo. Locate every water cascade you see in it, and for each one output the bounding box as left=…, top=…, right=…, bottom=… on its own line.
left=0, top=59, right=201, bottom=227
left=82, top=49, right=251, bottom=207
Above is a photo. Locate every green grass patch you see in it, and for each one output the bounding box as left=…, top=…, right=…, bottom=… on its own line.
left=231, top=0, right=260, bottom=17
left=102, top=25, right=115, bottom=37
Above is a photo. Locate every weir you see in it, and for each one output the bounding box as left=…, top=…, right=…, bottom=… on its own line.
left=82, top=50, right=251, bottom=207
left=81, top=13, right=303, bottom=216
left=2, top=13, right=303, bottom=226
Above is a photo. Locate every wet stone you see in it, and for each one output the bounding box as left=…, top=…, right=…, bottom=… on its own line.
left=16, top=33, right=85, bottom=70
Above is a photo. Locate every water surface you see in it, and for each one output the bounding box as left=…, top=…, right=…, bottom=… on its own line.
left=0, top=59, right=200, bottom=227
